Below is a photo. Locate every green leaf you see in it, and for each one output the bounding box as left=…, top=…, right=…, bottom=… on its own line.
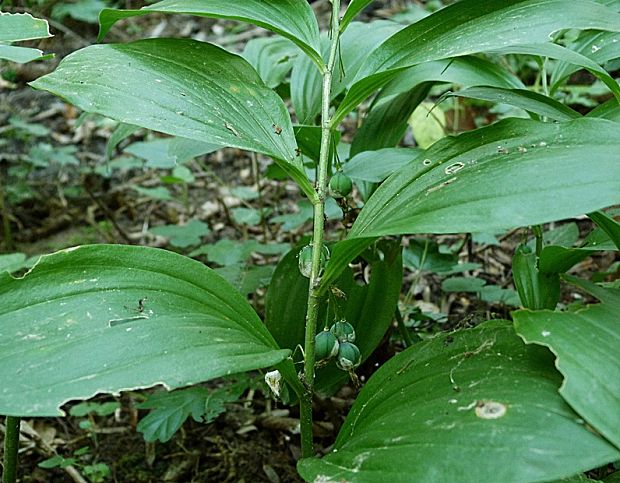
left=538, top=224, right=616, bottom=274
left=512, top=244, right=560, bottom=310
left=215, top=264, right=275, bottom=297
left=588, top=98, right=620, bottom=122
left=441, top=277, right=487, bottom=292
left=343, top=148, right=421, bottom=183
left=0, top=253, right=27, bottom=273
left=333, top=0, right=620, bottom=124
left=350, top=54, right=523, bottom=172
left=0, top=12, right=52, bottom=63
left=69, top=401, right=120, bottom=417
left=53, top=0, right=109, bottom=24
left=106, top=123, right=140, bottom=160
left=298, top=321, right=620, bottom=482
left=137, top=380, right=246, bottom=442
left=408, top=101, right=447, bottom=149
left=340, top=0, right=374, bottom=32
left=0, top=245, right=289, bottom=416
left=242, top=36, right=299, bottom=89
left=0, top=11, right=51, bottom=42
left=514, top=277, right=620, bottom=450
left=0, top=45, right=48, bottom=64
left=449, top=86, right=581, bottom=121
left=98, top=0, right=322, bottom=68
left=317, top=237, right=376, bottom=296
left=190, top=239, right=289, bottom=267
left=133, top=186, right=173, bottom=201
left=349, top=118, right=620, bottom=238
left=30, top=39, right=313, bottom=199
left=150, top=220, right=210, bottom=248
left=589, top=211, right=620, bottom=249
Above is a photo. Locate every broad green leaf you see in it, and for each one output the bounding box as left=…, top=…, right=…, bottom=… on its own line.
left=349, top=118, right=620, bottom=238
left=190, top=239, right=289, bottom=266
left=0, top=245, right=289, bottom=416
left=242, top=36, right=299, bottom=88
left=0, top=11, right=51, bottom=42
left=30, top=39, right=313, bottom=198
left=539, top=242, right=617, bottom=274
left=0, top=12, right=52, bottom=63
left=265, top=246, right=310, bottom=351
left=514, top=277, right=620, bottom=449
left=333, top=0, right=620, bottom=124
left=98, top=0, right=322, bottom=69
left=215, top=264, right=275, bottom=297
left=343, top=148, right=421, bottom=183
left=449, top=86, right=581, bottom=121
left=340, top=0, right=374, bottom=33
left=298, top=322, right=620, bottom=482
left=356, top=0, right=620, bottom=81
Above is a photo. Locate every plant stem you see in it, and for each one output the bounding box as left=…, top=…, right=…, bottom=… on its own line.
left=394, top=307, right=414, bottom=348
left=299, top=0, right=341, bottom=459
left=0, top=174, right=14, bottom=252
left=2, top=416, right=21, bottom=483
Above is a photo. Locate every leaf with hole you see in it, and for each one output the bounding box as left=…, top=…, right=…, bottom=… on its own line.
left=0, top=245, right=289, bottom=416
left=349, top=118, right=620, bottom=238
left=298, top=322, right=620, bottom=482
left=514, top=277, right=620, bottom=450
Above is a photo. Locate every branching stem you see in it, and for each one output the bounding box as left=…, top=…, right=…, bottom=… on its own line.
left=299, top=0, right=341, bottom=459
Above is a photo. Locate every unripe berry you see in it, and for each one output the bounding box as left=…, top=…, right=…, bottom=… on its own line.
left=329, top=172, right=353, bottom=198
left=336, top=342, right=361, bottom=371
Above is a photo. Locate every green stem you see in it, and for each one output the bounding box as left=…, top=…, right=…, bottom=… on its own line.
left=533, top=225, right=544, bottom=258
left=0, top=174, right=14, bottom=252
left=299, top=0, right=341, bottom=459
left=2, top=416, right=20, bottom=483
left=394, top=308, right=414, bottom=348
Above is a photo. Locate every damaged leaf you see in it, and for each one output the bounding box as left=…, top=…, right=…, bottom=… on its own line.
left=298, top=321, right=619, bottom=482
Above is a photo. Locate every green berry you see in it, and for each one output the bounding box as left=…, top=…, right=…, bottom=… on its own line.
left=336, top=342, right=361, bottom=371
left=330, top=320, right=356, bottom=343
left=329, top=172, right=353, bottom=198
left=297, top=244, right=330, bottom=278
left=315, top=329, right=339, bottom=362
